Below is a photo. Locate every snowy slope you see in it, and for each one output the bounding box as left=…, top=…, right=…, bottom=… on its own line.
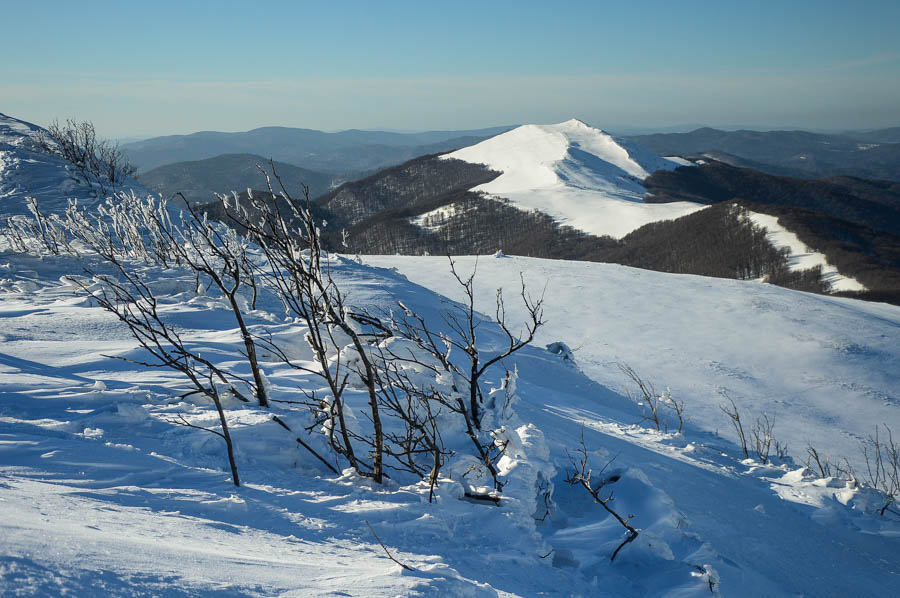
left=2, top=113, right=900, bottom=597
left=443, top=119, right=706, bottom=238
left=746, top=210, right=867, bottom=292
left=2, top=247, right=899, bottom=596
left=0, top=113, right=150, bottom=217
left=365, top=255, right=899, bottom=476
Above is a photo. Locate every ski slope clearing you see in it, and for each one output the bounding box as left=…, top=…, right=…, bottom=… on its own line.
left=444, top=119, right=706, bottom=238
left=747, top=210, right=867, bottom=292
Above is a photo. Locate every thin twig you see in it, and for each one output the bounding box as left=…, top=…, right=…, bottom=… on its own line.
left=365, top=520, right=415, bottom=571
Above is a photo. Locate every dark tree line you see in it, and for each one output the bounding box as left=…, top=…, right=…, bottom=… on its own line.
left=644, top=161, right=900, bottom=236
left=738, top=201, right=900, bottom=300
left=606, top=203, right=791, bottom=282
left=316, top=154, right=501, bottom=229
left=337, top=190, right=613, bottom=258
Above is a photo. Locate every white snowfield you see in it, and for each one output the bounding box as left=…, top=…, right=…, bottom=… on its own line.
left=0, top=247, right=898, bottom=597
left=443, top=119, right=706, bottom=238
left=747, top=210, right=867, bottom=292
left=2, top=114, right=900, bottom=596
left=365, top=255, right=899, bottom=474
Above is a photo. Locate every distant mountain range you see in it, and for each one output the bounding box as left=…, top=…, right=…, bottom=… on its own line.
left=849, top=126, right=900, bottom=144
left=122, top=125, right=514, bottom=173
left=136, top=154, right=347, bottom=205
left=626, top=127, right=900, bottom=181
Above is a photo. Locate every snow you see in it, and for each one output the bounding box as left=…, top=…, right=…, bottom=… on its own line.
left=746, top=210, right=867, bottom=292
left=2, top=114, right=900, bottom=596
left=2, top=243, right=897, bottom=596
left=0, top=112, right=151, bottom=217
left=363, top=255, right=898, bottom=477
left=664, top=156, right=696, bottom=167
left=443, top=119, right=706, bottom=239
left=410, top=202, right=467, bottom=232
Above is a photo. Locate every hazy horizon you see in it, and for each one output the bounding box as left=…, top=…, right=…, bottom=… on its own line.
left=105, top=120, right=899, bottom=145
left=2, top=0, right=898, bottom=139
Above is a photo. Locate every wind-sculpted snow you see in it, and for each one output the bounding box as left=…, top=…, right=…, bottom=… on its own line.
left=444, top=119, right=706, bottom=238
left=1, top=243, right=899, bottom=595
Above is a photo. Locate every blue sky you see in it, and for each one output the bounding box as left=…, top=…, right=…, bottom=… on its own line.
left=2, top=0, right=898, bottom=137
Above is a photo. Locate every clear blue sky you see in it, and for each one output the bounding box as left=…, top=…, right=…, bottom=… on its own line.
left=2, top=0, right=898, bottom=137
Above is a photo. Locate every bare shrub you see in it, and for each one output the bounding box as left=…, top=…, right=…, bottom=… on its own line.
left=805, top=444, right=854, bottom=479
left=71, top=262, right=244, bottom=486
left=719, top=393, right=749, bottom=459
left=37, top=119, right=137, bottom=196
left=749, top=413, right=786, bottom=464
left=619, top=364, right=684, bottom=433
left=565, top=427, right=638, bottom=561
left=380, top=260, right=545, bottom=493
left=862, top=425, right=900, bottom=516
left=719, top=395, right=786, bottom=464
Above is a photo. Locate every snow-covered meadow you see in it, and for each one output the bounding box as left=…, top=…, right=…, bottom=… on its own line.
left=2, top=113, right=900, bottom=596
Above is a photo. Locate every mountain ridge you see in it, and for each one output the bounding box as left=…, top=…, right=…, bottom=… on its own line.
left=122, top=125, right=515, bottom=172
left=136, top=153, right=347, bottom=205
left=628, top=126, right=900, bottom=181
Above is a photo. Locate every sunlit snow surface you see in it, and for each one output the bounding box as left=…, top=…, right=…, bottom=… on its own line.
left=2, top=114, right=900, bottom=596
left=443, top=119, right=706, bottom=238
left=1, top=246, right=898, bottom=596
left=747, top=210, right=867, bottom=292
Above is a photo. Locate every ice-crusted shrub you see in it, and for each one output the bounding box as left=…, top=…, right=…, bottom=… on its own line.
left=34, top=119, right=137, bottom=196
left=619, top=363, right=684, bottom=434
left=804, top=427, right=899, bottom=517
left=2, top=197, right=74, bottom=256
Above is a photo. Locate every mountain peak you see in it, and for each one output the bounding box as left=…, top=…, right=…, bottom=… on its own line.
left=445, top=119, right=681, bottom=193
left=559, top=117, right=591, bottom=128
left=441, top=120, right=702, bottom=238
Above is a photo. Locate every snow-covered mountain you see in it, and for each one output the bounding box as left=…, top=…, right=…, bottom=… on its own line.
left=443, top=119, right=706, bottom=238
left=2, top=111, right=899, bottom=596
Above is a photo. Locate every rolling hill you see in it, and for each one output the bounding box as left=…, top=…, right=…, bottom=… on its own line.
left=122, top=125, right=514, bottom=173
left=627, top=127, right=900, bottom=181
left=136, top=153, right=347, bottom=205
